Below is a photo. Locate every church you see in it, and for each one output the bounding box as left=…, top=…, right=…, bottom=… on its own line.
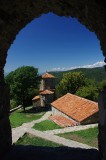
left=32, top=72, right=98, bottom=127
left=32, top=72, right=55, bottom=108
left=50, top=93, right=98, bottom=127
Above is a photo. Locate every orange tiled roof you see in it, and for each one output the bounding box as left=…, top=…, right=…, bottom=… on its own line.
left=49, top=115, right=79, bottom=127
left=42, top=72, right=55, bottom=78
left=51, top=93, right=98, bottom=122
left=40, top=89, right=54, bottom=95
left=32, top=95, right=40, bottom=101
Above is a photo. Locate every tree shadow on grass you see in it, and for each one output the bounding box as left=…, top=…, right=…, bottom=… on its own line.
left=3, top=145, right=100, bottom=160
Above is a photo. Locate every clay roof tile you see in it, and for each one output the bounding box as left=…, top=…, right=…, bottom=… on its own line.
left=40, top=89, right=54, bottom=95
left=51, top=93, right=98, bottom=122
left=42, top=72, right=55, bottom=78
left=49, top=115, right=79, bottom=127
left=32, top=95, right=40, bottom=101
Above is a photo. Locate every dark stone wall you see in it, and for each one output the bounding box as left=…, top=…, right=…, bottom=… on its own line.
left=0, top=84, right=12, bottom=157
left=0, top=0, right=106, bottom=158
left=32, top=99, right=41, bottom=108
left=43, top=78, right=55, bottom=90
left=81, top=112, right=99, bottom=125
left=44, top=94, right=54, bottom=106
left=40, top=79, right=55, bottom=91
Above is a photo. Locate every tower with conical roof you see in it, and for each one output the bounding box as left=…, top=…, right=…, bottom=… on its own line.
left=32, top=72, right=55, bottom=108
left=40, top=72, right=55, bottom=91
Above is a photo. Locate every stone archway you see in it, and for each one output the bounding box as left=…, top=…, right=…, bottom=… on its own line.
left=0, top=0, right=106, bottom=159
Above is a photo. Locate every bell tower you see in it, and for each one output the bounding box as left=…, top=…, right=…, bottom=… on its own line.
left=40, top=72, right=55, bottom=92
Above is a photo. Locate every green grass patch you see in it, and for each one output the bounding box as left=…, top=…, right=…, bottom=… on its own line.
left=58, top=127, right=98, bottom=148
left=33, top=120, right=62, bottom=131
left=16, top=133, right=61, bottom=147
left=10, top=106, right=45, bottom=128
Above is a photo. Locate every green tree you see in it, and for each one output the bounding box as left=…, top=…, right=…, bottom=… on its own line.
left=5, top=66, right=40, bottom=110
left=99, top=80, right=106, bottom=91
left=56, top=72, right=86, bottom=98
left=76, top=85, right=99, bottom=102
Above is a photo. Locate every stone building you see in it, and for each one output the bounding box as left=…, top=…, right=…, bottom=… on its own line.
left=32, top=95, right=41, bottom=107
left=50, top=93, right=99, bottom=127
left=32, top=72, right=55, bottom=108
left=40, top=72, right=55, bottom=91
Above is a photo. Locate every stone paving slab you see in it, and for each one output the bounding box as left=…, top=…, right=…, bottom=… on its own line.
left=12, top=111, right=52, bottom=143
left=12, top=111, right=98, bottom=150
left=43, top=123, right=98, bottom=135
left=28, top=128, right=97, bottom=149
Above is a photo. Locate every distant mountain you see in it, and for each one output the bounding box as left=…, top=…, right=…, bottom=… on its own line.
left=50, top=67, right=106, bottom=85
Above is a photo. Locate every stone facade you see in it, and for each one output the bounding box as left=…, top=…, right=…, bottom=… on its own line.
left=40, top=78, right=55, bottom=91
left=0, top=84, right=12, bottom=156
left=98, top=87, right=106, bottom=160
left=32, top=99, right=41, bottom=108
left=33, top=73, right=55, bottom=108
left=52, top=106, right=98, bottom=125
left=32, top=94, right=55, bottom=108
left=81, top=112, right=99, bottom=125
left=40, top=94, right=54, bottom=107
left=52, top=106, right=78, bottom=122
left=0, top=0, right=106, bottom=159
left=39, top=80, right=45, bottom=91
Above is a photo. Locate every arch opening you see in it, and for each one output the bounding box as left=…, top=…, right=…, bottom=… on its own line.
left=0, top=1, right=106, bottom=159
left=3, top=12, right=103, bottom=160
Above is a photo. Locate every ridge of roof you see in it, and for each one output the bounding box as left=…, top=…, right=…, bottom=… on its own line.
left=52, top=93, right=97, bottom=105
left=40, top=89, right=54, bottom=95
left=32, top=95, right=40, bottom=100
left=42, top=72, right=55, bottom=78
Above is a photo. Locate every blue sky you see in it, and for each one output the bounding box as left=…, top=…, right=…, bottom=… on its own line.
left=4, top=13, right=104, bottom=73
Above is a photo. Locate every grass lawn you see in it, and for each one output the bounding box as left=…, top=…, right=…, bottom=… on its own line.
left=33, top=119, right=62, bottom=131
left=10, top=106, right=45, bottom=128
left=57, top=127, right=98, bottom=148
left=16, top=133, right=62, bottom=147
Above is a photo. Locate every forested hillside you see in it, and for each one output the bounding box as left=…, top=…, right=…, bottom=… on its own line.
left=50, top=67, right=106, bottom=85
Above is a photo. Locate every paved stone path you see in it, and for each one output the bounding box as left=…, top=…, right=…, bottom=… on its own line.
left=12, top=111, right=98, bottom=149
left=12, top=111, right=52, bottom=143
left=44, top=123, right=98, bottom=135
